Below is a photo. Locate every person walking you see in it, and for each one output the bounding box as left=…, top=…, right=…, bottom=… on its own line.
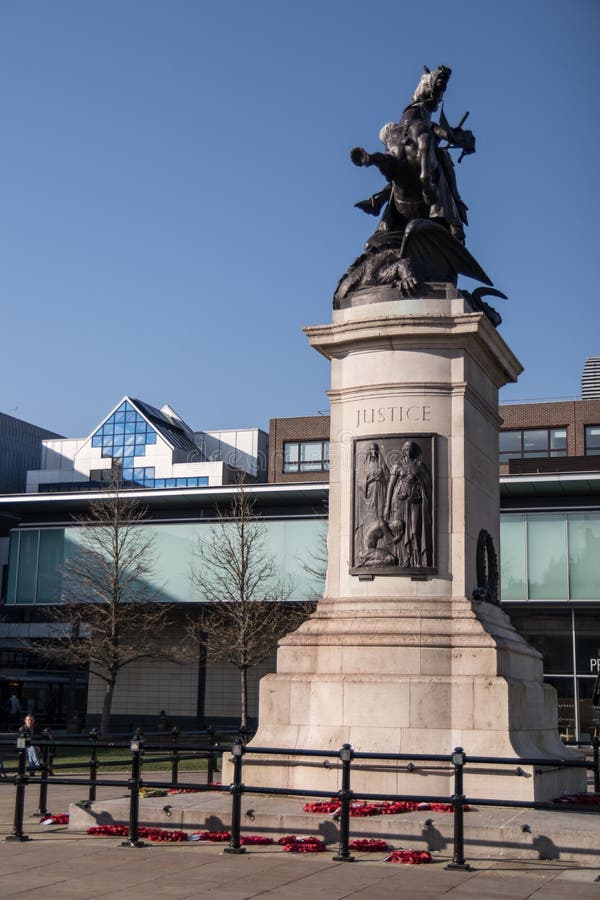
left=8, top=692, right=21, bottom=729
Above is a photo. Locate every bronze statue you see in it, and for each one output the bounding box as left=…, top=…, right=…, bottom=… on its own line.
left=335, top=66, right=505, bottom=321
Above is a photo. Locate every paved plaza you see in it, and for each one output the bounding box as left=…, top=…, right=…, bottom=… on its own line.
left=1, top=775, right=600, bottom=899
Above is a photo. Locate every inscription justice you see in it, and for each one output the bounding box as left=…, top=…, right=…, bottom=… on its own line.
left=356, top=405, right=432, bottom=427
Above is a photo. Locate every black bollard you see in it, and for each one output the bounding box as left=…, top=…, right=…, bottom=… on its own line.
left=6, top=732, right=30, bottom=842
left=445, top=748, right=472, bottom=871
left=121, top=730, right=144, bottom=847
left=88, top=729, right=99, bottom=803
left=170, top=726, right=179, bottom=787
left=224, top=739, right=246, bottom=854
left=333, top=743, right=355, bottom=862
left=593, top=735, right=600, bottom=794
left=207, top=725, right=216, bottom=785
left=33, top=730, right=52, bottom=817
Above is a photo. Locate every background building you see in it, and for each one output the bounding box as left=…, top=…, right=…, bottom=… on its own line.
left=0, top=398, right=323, bottom=729
left=2, top=364, right=600, bottom=738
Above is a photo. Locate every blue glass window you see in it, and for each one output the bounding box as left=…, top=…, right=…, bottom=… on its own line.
left=89, top=400, right=207, bottom=491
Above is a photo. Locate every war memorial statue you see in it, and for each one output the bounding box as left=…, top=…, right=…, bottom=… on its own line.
left=232, top=66, right=585, bottom=804
left=335, top=65, right=505, bottom=325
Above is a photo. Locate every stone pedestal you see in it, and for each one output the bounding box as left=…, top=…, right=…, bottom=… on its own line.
left=233, top=288, right=584, bottom=801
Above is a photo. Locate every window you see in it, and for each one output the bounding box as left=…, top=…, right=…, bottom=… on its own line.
left=585, top=425, right=600, bottom=455
left=499, top=427, right=567, bottom=462
left=283, top=440, right=330, bottom=473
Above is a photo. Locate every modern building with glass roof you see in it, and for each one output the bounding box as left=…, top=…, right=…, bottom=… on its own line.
left=25, top=396, right=268, bottom=493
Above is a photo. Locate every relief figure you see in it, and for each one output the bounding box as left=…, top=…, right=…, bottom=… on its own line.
left=354, top=436, right=434, bottom=572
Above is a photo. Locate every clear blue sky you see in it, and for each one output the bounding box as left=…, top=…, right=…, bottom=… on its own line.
left=1, top=0, right=598, bottom=436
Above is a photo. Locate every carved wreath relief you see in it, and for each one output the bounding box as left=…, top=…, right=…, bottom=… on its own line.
left=351, top=435, right=436, bottom=576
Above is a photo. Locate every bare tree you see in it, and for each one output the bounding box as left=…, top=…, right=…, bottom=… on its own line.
left=190, top=479, right=314, bottom=730
left=301, top=517, right=328, bottom=600
left=33, top=471, right=178, bottom=735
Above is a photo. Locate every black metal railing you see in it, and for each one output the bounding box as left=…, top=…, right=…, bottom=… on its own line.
left=1, top=731, right=598, bottom=867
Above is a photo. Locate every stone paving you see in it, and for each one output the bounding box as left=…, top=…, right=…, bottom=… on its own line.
left=1, top=773, right=600, bottom=898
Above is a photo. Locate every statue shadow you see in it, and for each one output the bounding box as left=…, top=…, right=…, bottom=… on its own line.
left=532, top=835, right=559, bottom=860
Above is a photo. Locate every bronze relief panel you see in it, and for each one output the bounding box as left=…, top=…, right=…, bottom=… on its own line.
left=351, top=435, right=436, bottom=576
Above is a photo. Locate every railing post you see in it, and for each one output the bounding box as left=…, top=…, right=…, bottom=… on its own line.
left=33, top=730, right=51, bottom=817
left=121, top=729, right=144, bottom=847
left=333, top=743, right=355, bottom=862
left=445, top=747, right=472, bottom=871
left=593, top=735, right=600, bottom=794
left=170, top=726, right=179, bottom=787
left=224, top=738, right=246, bottom=854
left=6, top=731, right=30, bottom=842
left=207, top=725, right=216, bottom=784
left=88, top=728, right=99, bottom=803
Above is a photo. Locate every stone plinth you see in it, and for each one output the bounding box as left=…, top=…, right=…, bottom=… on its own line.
left=230, top=290, right=584, bottom=801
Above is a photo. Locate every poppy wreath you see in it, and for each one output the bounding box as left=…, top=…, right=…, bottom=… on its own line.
left=239, top=835, right=274, bottom=845
left=283, top=836, right=327, bottom=853
left=138, top=827, right=189, bottom=842
left=386, top=849, right=432, bottom=864
left=88, top=825, right=129, bottom=836
left=552, top=792, right=600, bottom=806
left=189, top=830, right=231, bottom=842
left=87, top=825, right=188, bottom=841
left=303, top=799, right=466, bottom=816
left=40, top=813, right=69, bottom=825
left=168, top=788, right=203, bottom=794
left=348, top=838, right=392, bottom=852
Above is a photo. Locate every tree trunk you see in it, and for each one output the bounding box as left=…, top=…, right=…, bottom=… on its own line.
left=240, top=665, right=248, bottom=731
left=100, top=676, right=116, bottom=736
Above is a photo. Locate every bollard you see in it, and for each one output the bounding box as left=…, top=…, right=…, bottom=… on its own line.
left=170, top=726, right=179, bottom=787
left=333, top=744, right=355, bottom=862
left=224, top=739, right=246, bottom=854
left=207, top=725, right=216, bottom=784
left=593, top=736, right=600, bottom=794
left=6, top=732, right=30, bottom=842
left=33, top=730, right=52, bottom=817
left=445, top=748, right=472, bottom=871
left=121, top=730, right=144, bottom=847
left=88, top=729, right=99, bottom=803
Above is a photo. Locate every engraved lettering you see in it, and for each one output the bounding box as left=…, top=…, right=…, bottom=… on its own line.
left=354, top=404, right=433, bottom=428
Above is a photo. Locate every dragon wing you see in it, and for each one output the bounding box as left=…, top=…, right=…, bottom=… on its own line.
left=403, top=219, right=493, bottom=286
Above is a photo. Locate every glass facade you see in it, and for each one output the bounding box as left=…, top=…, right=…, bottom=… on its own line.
left=91, top=400, right=158, bottom=485
left=41, top=475, right=209, bottom=492
left=502, top=511, right=600, bottom=739
left=6, top=518, right=325, bottom=606
left=509, top=609, right=600, bottom=739
left=500, top=511, right=600, bottom=601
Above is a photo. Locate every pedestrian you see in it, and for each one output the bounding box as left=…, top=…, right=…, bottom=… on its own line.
left=21, top=713, right=40, bottom=774
left=8, top=692, right=21, bottom=728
